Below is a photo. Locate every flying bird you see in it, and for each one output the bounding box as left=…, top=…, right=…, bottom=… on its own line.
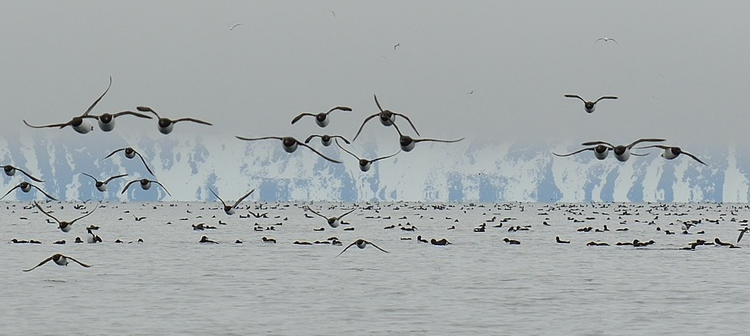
left=23, top=77, right=112, bottom=134
left=634, top=145, right=706, bottom=165
left=121, top=179, right=171, bottom=196
left=229, top=23, right=242, bottom=30
left=595, top=37, right=618, bottom=45
left=1, top=182, right=56, bottom=201
left=81, top=173, right=128, bottom=192
left=394, top=43, right=400, bottom=50
left=85, top=110, right=153, bottom=132
left=291, top=106, right=352, bottom=127
left=553, top=145, right=613, bottom=160
left=303, top=205, right=357, bottom=228
left=209, top=188, right=254, bottom=215
left=581, top=138, right=666, bottom=162
left=136, top=106, right=213, bottom=135
left=335, top=139, right=399, bottom=172
left=304, top=134, right=351, bottom=147
left=352, top=95, right=420, bottom=141
left=2, top=165, right=43, bottom=182
left=23, top=253, right=92, bottom=272
left=336, top=238, right=389, bottom=257
left=33, top=201, right=98, bottom=233
left=235, top=136, right=342, bottom=163
left=391, top=123, right=464, bottom=152
left=738, top=227, right=749, bottom=243
left=564, top=94, right=618, bottom=113
left=103, top=147, right=155, bottom=176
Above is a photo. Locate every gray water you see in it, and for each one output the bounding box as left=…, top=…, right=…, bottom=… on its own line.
left=2, top=201, right=749, bottom=335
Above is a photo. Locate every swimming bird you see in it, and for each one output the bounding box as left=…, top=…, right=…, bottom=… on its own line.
left=553, top=145, right=612, bottom=160
left=2, top=165, right=43, bottom=182
left=291, top=106, right=352, bottom=127
left=85, top=110, right=153, bottom=132
left=34, top=201, right=98, bottom=233
left=564, top=94, right=618, bottom=113
left=121, top=179, right=171, bottom=196
left=581, top=138, right=666, bottom=162
left=81, top=173, right=128, bottom=192
left=556, top=236, right=570, bottom=244
left=595, top=37, right=618, bottom=45
left=103, top=147, right=155, bottom=176
left=304, top=134, right=351, bottom=147
left=303, top=205, right=357, bottom=228
left=209, top=188, right=254, bottom=215
left=335, top=139, right=399, bottom=172
left=503, top=237, right=521, bottom=245
left=23, top=77, right=112, bottom=134
left=199, top=235, right=218, bottom=244
left=0, top=182, right=56, bottom=201
left=430, top=238, right=451, bottom=245
left=391, top=123, right=464, bottom=152
left=336, top=238, right=389, bottom=257
left=235, top=136, right=342, bottom=163
left=135, top=106, right=213, bottom=135
left=738, top=227, right=749, bottom=243
left=23, top=253, right=91, bottom=272
left=634, top=145, right=706, bottom=165
left=352, top=95, right=420, bottom=141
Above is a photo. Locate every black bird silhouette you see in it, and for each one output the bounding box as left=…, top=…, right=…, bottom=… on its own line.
left=352, top=95, right=420, bottom=141
left=564, top=94, right=618, bottom=113
left=291, top=106, right=352, bottom=127
left=136, top=106, right=212, bottom=134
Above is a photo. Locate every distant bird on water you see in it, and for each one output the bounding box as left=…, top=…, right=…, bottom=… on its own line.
left=23, top=253, right=91, bottom=272
left=1, top=182, right=56, bottom=201
left=23, top=77, right=112, bottom=134
left=564, top=94, right=618, bottom=113
left=2, top=165, right=43, bottom=182
left=136, top=106, right=213, bottom=135
left=235, top=136, right=342, bottom=163
left=595, top=37, right=618, bottom=45
left=291, top=106, right=352, bottom=127
left=352, top=95, right=420, bottom=141
left=336, top=238, right=389, bottom=257
left=103, top=147, right=155, bottom=176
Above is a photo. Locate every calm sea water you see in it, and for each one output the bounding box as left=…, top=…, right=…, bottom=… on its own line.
left=2, top=201, right=749, bottom=335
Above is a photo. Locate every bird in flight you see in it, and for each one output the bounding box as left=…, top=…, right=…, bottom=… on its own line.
left=336, top=239, right=389, bottom=257
left=595, top=37, right=618, bottom=45
left=23, top=253, right=92, bottom=272
left=394, top=43, right=400, bottom=50
left=230, top=23, right=242, bottom=30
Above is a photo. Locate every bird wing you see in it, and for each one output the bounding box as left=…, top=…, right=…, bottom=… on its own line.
left=371, top=150, right=401, bottom=163
left=304, top=135, right=321, bottom=143
left=633, top=145, right=668, bottom=150
left=392, top=113, right=420, bottom=136
left=581, top=141, right=615, bottom=148
left=34, top=201, right=61, bottom=225
left=304, top=206, right=329, bottom=220
left=103, top=148, right=126, bottom=160
left=236, top=136, right=283, bottom=141
left=682, top=151, right=707, bottom=166
left=82, top=76, right=112, bottom=116
left=351, top=113, right=380, bottom=141
left=66, top=256, right=92, bottom=268
left=291, top=113, right=315, bottom=124
left=232, top=189, right=255, bottom=208
left=0, top=184, right=20, bottom=200
left=335, top=139, right=360, bottom=160
left=121, top=180, right=139, bottom=194
left=367, top=241, right=389, bottom=253
left=172, top=118, right=212, bottom=126
left=136, top=106, right=160, bottom=119
left=31, top=185, right=57, bottom=201
left=337, top=207, right=358, bottom=220
left=23, top=120, right=70, bottom=129
left=626, top=138, right=666, bottom=149
left=112, top=110, right=153, bottom=119
left=209, top=188, right=228, bottom=208
left=14, top=167, right=44, bottom=182
left=373, top=95, right=384, bottom=112
left=413, top=137, right=465, bottom=144
left=594, top=96, right=618, bottom=103
left=23, top=255, right=55, bottom=272
left=153, top=181, right=172, bottom=196
left=69, top=203, right=99, bottom=225
left=298, top=142, right=342, bottom=163
left=331, top=135, right=351, bottom=144
left=630, top=152, right=650, bottom=157
left=552, top=147, right=594, bottom=157
left=564, top=94, right=585, bottom=102
left=81, top=172, right=99, bottom=182
left=104, top=173, right=128, bottom=184
left=326, top=106, right=353, bottom=114
left=335, top=241, right=358, bottom=257
left=133, top=151, right=156, bottom=176
left=738, top=229, right=747, bottom=243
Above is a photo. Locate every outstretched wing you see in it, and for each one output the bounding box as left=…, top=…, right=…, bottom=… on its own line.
left=34, top=201, right=61, bottom=225
left=352, top=113, right=380, bottom=141
left=595, top=96, right=618, bottom=103
left=413, top=137, right=465, bottom=144
left=172, top=118, right=212, bottom=126
left=209, top=188, right=228, bottom=208
left=581, top=141, right=615, bottom=148
left=326, top=106, right=353, bottom=114
left=626, top=138, right=666, bottom=149
left=335, top=241, right=358, bottom=258
left=69, top=203, right=99, bottom=225
left=23, top=255, right=55, bottom=272
left=335, top=139, right=360, bottom=160
left=331, top=135, right=351, bottom=144
left=298, top=142, right=342, bottom=163
left=0, top=184, right=20, bottom=200
left=103, top=174, right=128, bottom=184
left=103, top=148, right=126, bottom=160
left=392, top=113, right=420, bottom=136
left=553, top=147, right=594, bottom=157
left=153, top=181, right=172, bottom=196
left=82, top=76, right=112, bottom=116
left=682, top=151, right=707, bottom=165
left=81, top=172, right=99, bottom=183
left=236, top=136, right=284, bottom=142
left=14, top=167, right=44, bottom=182
left=31, top=185, right=57, bottom=201
left=66, top=256, right=92, bottom=268
left=133, top=151, right=156, bottom=176
left=367, top=241, right=389, bottom=253
left=136, top=106, right=160, bottom=119
left=23, top=120, right=70, bottom=129
left=291, top=113, right=314, bottom=124
left=304, top=206, right=329, bottom=220
left=121, top=180, right=139, bottom=194
left=371, top=150, right=401, bottom=163
left=337, top=207, right=358, bottom=220
left=232, top=189, right=255, bottom=208
left=112, top=110, right=153, bottom=119
left=564, top=94, right=585, bottom=102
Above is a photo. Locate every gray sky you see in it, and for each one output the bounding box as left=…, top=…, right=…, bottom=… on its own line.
left=1, top=1, right=748, bottom=151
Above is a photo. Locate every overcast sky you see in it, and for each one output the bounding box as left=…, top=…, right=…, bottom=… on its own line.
left=1, top=1, right=748, bottom=151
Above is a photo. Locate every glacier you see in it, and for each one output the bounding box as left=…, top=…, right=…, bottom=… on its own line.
left=0, top=132, right=745, bottom=203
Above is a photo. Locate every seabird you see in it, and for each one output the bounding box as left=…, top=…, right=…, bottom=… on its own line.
left=121, top=179, right=171, bottom=196
left=103, top=147, right=155, bottom=176
left=304, top=134, right=351, bottom=147
left=391, top=122, right=464, bottom=152
left=23, top=253, right=91, bottom=272
left=86, top=110, right=153, bottom=132
left=2, top=165, right=43, bottom=182
left=564, top=94, right=618, bottom=113
left=81, top=173, right=128, bottom=192
left=0, top=182, right=56, bottom=201
left=209, top=188, right=254, bottom=215
left=136, top=106, right=213, bottom=135
left=23, top=77, right=112, bottom=134
left=335, top=139, right=399, bottom=172
left=34, top=201, right=98, bottom=233
left=553, top=145, right=612, bottom=160
left=581, top=138, right=666, bottom=162
left=634, top=145, right=706, bottom=165
left=595, top=37, right=618, bottom=45
left=336, top=238, right=389, bottom=257
left=291, top=106, right=352, bottom=127
left=235, top=136, right=342, bottom=163
left=352, top=95, right=420, bottom=141
left=303, top=205, right=357, bottom=228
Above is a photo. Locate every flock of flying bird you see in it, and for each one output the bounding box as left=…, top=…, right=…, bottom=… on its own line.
left=7, top=76, right=470, bottom=270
